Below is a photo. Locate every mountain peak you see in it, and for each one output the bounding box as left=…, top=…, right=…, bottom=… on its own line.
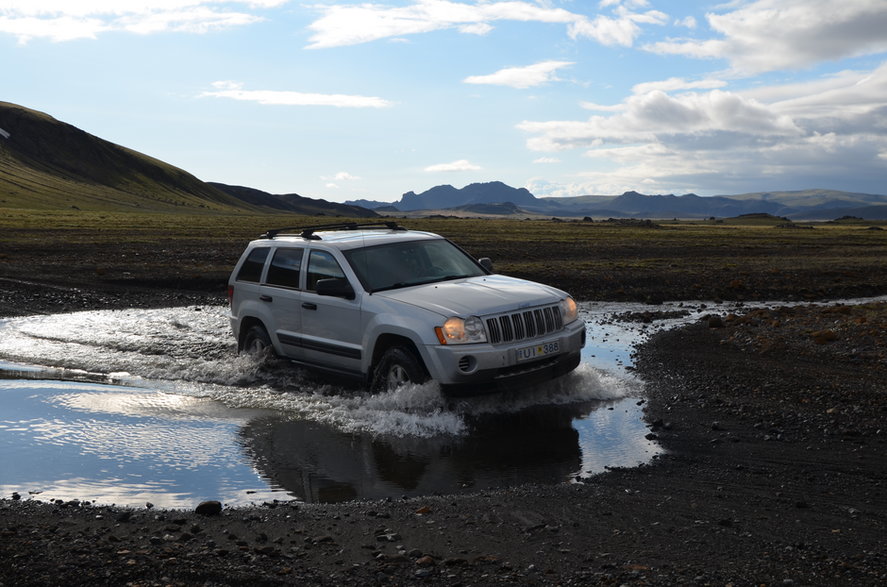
left=396, top=181, right=537, bottom=211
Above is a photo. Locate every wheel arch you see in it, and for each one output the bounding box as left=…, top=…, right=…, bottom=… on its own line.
left=370, top=333, right=429, bottom=378
left=237, top=316, right=270, bottom=351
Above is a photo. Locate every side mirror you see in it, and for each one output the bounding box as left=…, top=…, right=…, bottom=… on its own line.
left=478, top=257, right=493, bottom=273
left=316, top=278, right=355, bottom=300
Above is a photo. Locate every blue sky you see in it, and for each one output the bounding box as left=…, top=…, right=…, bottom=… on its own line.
left=3, top=0, right=887, bottom=202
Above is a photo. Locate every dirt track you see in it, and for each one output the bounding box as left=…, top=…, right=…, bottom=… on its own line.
left=1, top=252, right=886, bottom=584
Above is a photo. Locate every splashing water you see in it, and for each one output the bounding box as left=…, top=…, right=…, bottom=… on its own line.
left=0, top=306, right=632, bottom=439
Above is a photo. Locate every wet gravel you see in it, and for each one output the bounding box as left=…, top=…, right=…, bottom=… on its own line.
left=1, top=280, right=886, bottom=585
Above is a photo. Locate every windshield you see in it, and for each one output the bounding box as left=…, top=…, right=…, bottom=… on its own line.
left=344, top=238, right=487, bottom=292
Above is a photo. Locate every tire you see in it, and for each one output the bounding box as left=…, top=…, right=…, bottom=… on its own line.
left=241, top=324, right=273, bottom=357
left=371, top=346, right=427, bottom=392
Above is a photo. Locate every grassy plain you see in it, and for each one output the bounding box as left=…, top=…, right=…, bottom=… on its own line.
left=1, top=208, right=886, bottom=303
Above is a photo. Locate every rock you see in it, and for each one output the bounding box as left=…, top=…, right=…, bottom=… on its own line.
left=414, top=568, right=434, bottom=578
left=706, top=315, right=725, bottom=328
left=811, top=329, right=837, bottom=344
left=376, top=532, right=401, bottom=542
left=195, top=500, right=223, bottom=516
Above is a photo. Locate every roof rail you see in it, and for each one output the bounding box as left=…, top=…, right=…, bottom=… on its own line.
left=261, top=221, right=406, bottom=240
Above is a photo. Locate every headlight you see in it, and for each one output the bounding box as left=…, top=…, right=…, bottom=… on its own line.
left=435, top=316, right=487, bottom=344
left=560, top=296, right=579, bottom=323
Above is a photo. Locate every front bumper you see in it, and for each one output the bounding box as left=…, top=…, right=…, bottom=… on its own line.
left=422, top=320, right=586, bottom=394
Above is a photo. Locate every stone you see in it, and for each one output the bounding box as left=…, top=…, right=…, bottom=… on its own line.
left=195, top=500, right=223, bottom=516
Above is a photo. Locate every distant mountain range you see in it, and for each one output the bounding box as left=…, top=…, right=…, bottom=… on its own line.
left=349, top=183, right=887, bottom=220
left=208, top=183, right=376, bottom=218
left=2, top=101, right=885, bottom=220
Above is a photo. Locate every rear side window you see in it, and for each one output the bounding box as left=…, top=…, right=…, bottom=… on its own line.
left=266, top=248, right=304, bottom=288
left=236, top=247, right=270, bottom=282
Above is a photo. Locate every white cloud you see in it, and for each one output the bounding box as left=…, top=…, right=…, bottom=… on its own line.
left=533, top=157, right=560, bottom=164
left=201, top=82, right=394, bottom=108
left=424, top=159, right=482, bottom=172
left=644, top=0, right=887, bottom=74
left=631, top=77, right=726, bottom=94
left=0, top=1, right=282, bottom=42
left=306, top=0, right=666, bottom=49
left=519, top=89, right=801, bottom=151
left=458, top=22, right=493, bottom=35
left=675, top=15, right=696, bottom=29
left=323, top=171, right=361, bottom=181
left=519, top=61, right=887, bottom=195
left=580, top=102, right=625, bottom=112
left=306, top=0, right=580, bottom=49
left=464, top=61, right=574, bottom=89
left=567, top=7, right=667, bottom=47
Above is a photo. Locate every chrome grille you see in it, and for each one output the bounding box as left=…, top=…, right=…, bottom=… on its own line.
left=485, top=305, right=563, bottom=344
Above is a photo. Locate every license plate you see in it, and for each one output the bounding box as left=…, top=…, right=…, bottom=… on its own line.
left=516, top=340, right=560, bottom=362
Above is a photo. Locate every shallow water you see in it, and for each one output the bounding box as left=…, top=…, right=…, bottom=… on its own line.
left=0, top=301, right=754, bottom=507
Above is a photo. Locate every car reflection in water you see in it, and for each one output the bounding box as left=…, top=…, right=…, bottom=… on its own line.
left=238, top=401, right=608, bottom=503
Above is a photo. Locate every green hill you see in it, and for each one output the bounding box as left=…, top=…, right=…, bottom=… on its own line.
left=0, top=101, right=257, bottom=212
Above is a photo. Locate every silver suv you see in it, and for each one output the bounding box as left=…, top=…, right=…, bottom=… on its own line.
left=227, top=223, right=585, bottom=393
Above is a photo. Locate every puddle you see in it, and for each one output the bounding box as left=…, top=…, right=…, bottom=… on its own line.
left=0, top=300, right=777, bottom=508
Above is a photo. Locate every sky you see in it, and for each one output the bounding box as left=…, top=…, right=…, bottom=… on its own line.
left=3, top=0, right=887, bottom=203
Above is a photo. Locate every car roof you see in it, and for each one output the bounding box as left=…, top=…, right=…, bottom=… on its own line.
left=250, top=227, right=442, bottom=250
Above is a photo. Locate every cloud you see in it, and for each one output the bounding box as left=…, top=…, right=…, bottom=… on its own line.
left=519, top=88, right=801, bottom=151
left=424, top=159, right=482, bottom=172
left=533, top=157, right=560, bottom=164
left=0, top=1, right=282, bottom=42
left=201, top=81, right=394, bottom=108
left=306, top=0, right=580, bottom=49
left=631, top=77, right=726, bottom=94
left=518, top=62, right=887, bottom=195
left=674, top=15, right=696, bottom=29
left=464, top=60, right=574, bottom=89
left=322, top=171, right=361, bottom=181
left=567, top=6, right=667, bottom=47
left=306, top=0, right=665, bottom=49
left=644, top=0, right=887, bottom=74
left=580, top=102, right=626, bottom=112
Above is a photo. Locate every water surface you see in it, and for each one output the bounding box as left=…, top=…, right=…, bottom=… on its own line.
left=0, top=302, right=687, bottom=507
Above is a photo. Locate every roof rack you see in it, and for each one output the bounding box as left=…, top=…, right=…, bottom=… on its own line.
left=261, top=221, right=406, bottom=240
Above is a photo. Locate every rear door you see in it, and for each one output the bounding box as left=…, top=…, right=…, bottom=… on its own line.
left=264, top=246, right=305, bottom=359
left=298, top=248, right=363, bottom=375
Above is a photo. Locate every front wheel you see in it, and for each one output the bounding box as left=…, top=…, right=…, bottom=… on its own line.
left=241, top=324, right=273, bottom=357
left=370, top=346, right=428, bottom=392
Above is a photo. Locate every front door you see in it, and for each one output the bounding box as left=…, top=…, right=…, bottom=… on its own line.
left=299, top=249, right=363, bottom=375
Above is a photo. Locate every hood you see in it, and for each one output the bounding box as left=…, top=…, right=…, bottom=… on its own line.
left=375, top=274, right=567, bottom=317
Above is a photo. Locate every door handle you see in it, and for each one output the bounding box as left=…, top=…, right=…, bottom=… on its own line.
left=260, top=295, right=273, bottom=302
left=302, top=302, right=317, bottom=310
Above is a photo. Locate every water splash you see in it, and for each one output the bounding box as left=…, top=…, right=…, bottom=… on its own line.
left=0, top=306, right=629, bottom=438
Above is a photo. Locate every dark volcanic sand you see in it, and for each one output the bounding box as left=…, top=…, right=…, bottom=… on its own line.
left=0, top=278, right=885, bottom=585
